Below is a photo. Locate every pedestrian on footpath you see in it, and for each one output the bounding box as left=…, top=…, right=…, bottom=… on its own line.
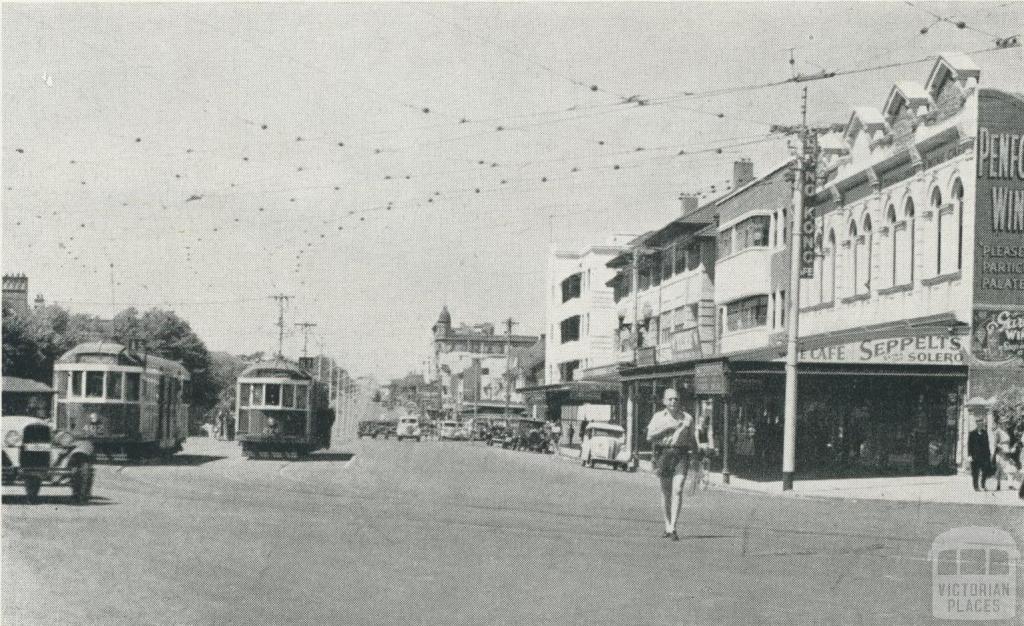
left=579, top=418, right=589, bottom=446
left=993, top=420, right=1019, bottom=491
left=567, top=424, right=574, bottom=446
left=646, top=388, right=698, bottom=541
left=967, top=418, right=992, bottom=491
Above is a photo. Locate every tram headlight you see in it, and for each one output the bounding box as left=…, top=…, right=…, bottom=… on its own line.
left=54, top=431, right=76, bottom=448
left=266, top=417, right=277, bottom=428
left=4, top=430, right=22, bottom=447
left=89, top=413, right=101, bottom=425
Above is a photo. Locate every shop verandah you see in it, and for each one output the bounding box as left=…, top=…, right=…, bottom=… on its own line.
left=622, top=361, right=966, bottom=480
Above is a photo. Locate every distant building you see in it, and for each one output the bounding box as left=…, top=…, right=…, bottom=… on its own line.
left=2, top=274, right=29, bottom=316
left=431, top=307, right=538, bottom=420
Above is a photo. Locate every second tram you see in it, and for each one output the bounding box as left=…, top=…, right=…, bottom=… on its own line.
left=235, top=358, right=333, bottom=459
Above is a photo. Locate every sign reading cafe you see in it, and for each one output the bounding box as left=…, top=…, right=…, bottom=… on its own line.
left=796, top=335, right=964, bottom=365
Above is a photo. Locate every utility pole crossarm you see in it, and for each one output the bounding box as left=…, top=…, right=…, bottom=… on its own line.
left=269, top=294, right=293, bottom=358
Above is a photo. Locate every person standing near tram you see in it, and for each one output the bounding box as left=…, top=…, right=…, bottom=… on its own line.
left=647, top=388, right=699, bottom=541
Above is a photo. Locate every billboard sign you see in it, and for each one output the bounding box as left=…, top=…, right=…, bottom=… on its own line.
left=971, top=309, right=1024, bottom=363
left=975, top=91, right=1024, bottom=307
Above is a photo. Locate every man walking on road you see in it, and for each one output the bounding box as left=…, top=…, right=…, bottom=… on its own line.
left=647, top=388, right=698, bottom=541
left=968, top=418, right=991, bottom=491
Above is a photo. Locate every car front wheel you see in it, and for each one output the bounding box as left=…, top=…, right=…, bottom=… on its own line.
left=24, top=476, right=42, bottom=503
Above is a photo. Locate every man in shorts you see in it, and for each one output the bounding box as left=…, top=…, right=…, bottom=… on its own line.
left=646, top=388, right=697, bottom=540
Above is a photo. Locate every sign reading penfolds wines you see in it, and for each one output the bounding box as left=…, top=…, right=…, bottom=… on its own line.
left=975, top=90, right=1024, bottom=306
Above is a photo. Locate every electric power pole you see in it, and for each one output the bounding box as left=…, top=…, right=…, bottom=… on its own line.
left=771, top=87, right=837, bottom=490
left=295, top=322, right=317, bottom=358
left=504, top=318, right=517, bottom=420
left=269, top=294, right=292, bottom=357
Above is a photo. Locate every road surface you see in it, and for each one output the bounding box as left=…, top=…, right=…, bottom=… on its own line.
left=3, top=436, right=1020, bottom=624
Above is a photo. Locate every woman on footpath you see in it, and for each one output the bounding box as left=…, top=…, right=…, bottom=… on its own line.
left=992, top=418, right=1021, bottom=492
left=646, top=388, right=700, bottom=541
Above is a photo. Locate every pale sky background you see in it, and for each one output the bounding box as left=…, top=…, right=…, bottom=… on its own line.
left=3, top=2, right=1022, bottom=380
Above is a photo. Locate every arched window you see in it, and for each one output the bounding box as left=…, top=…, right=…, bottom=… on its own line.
left=933, top=186, right=948, bottom=275
left=827, top=229, right=837, bottom=302
left=887, top=205, right=898, bottom=286
left=848, top=220, right=859, bottom=295
left=893, top=197, right=915, bottom=286
left=949, top=178, right=964, bottom=273
left=904, top=197, right=915, bottom=284
left=859, top=214, right=873, bottom=293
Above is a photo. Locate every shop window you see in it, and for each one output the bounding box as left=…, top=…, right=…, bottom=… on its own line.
left=85, top=371, right=104, bottom=398
left=726, top=295, right=769, bottom=332
left=265, top=384, right=281, bottom=406
left=71, top=371, right=83, bottom=396
left=560, top=316, right=581, bottom=343
left=125, top=373, right=141, bottom=401
left=560, top=273, right=581, bottom=302
left=106, top=371, right=123, bottom=400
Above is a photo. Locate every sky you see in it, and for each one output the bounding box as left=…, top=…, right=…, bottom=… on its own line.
left=3, top=2, right=1022, bottom=380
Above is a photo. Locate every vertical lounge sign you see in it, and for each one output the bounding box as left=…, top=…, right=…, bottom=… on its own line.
left=799, top=132, right=819, bottom=278
left=973, top=89, right=1024, bottom=369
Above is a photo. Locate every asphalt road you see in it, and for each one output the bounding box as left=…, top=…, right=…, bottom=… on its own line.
left=3, top=436, right=1021, bottom=625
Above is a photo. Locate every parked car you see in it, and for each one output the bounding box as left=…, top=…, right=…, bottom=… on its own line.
left=357, top=420, right=378, bottom=438
left=486, top=423, right=512, bottom=447
left=396, top=416, right=421, bottom=442
left=439, top=420, right=461, bottom=441
left=2, top=415, right=95, bottom=503
left=580, top=423, right=637, bottom=471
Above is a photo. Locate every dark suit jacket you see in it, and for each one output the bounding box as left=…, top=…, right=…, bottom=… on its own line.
left=968, top=430, right=991, bottom=461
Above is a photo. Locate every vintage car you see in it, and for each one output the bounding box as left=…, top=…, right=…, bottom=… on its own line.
left=396, top=416, right=422, bottom=442
left=486, top=423, right=511, bottom=447
left=580, top=423, right=637, bottom=471
left=357, top=420, right=378, bottom=438
left=2, top=415, right=95, bottom=503
left=439, top=420, right=462, bottom=441
left=499, top=418, right=549, bottom=453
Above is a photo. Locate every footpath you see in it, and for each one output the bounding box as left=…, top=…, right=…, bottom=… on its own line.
left=556, top=445, right=1023, bottom=507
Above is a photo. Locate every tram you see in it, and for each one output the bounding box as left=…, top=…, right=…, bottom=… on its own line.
left=53, top=342, right=191, bottom=461
left=235, top=358, right=333, bottom=459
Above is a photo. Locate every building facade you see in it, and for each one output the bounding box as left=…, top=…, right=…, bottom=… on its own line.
left=431, top=307, right=538, bottom=421
left=606, top=52, right=1023, bottom=478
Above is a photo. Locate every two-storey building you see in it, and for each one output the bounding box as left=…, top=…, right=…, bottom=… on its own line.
left=719, top=52, right=1024, bottom=477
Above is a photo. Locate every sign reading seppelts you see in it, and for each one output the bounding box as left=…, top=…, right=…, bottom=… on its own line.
left=795, top=335, right=964, bottom=365
left=975, top=90, right=1024, bottom=306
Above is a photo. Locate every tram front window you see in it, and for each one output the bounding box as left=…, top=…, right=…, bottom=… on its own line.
left=71, top=371, right=83, bottom=396
left=295, top=385, right=307, bottom=410
left=106, top=372, right=123, bottom=399
left=265, top=384, right=281, bottom=406
left=282, top=384, right=294, bottom=408
left=125, top=373, right=141, bottom=401
left=85, top=371, right=104, bottom=398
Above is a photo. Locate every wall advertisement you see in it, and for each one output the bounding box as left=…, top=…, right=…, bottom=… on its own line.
left=971, top=309, right=1024, bottom=363
left=974, top=90, right=1024, bottom=307
left=795, top=335, right=964, bottom=365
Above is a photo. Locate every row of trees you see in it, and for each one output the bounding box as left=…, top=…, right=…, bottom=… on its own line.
left=2, top=304, right=243, bottom=419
